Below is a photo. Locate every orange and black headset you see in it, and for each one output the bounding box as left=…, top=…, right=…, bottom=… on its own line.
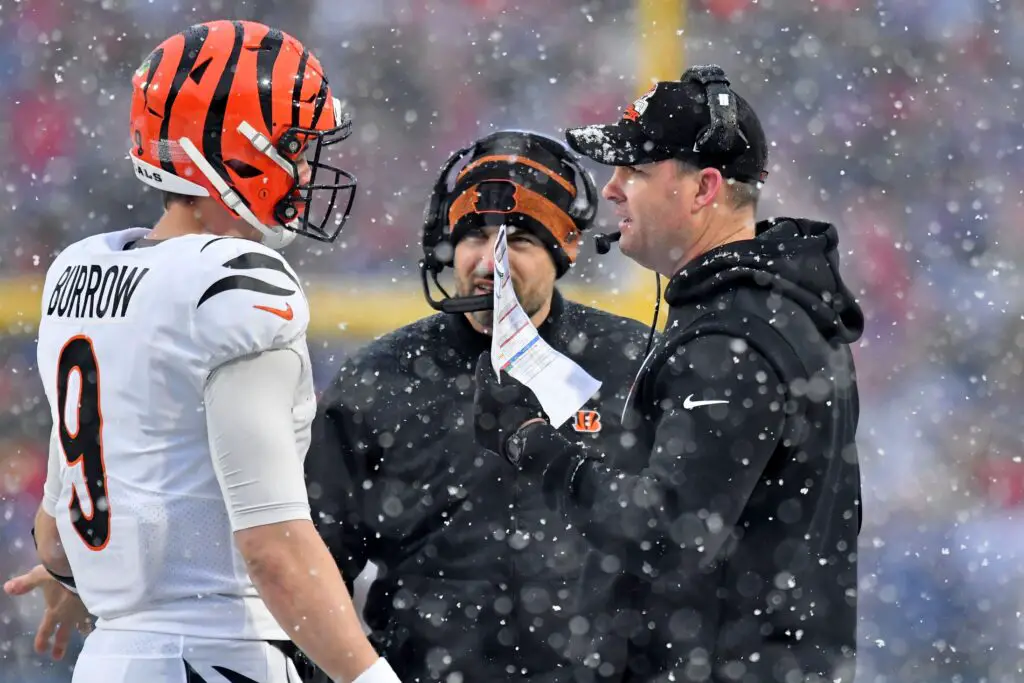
left=419, top=130, right=598, bottom=314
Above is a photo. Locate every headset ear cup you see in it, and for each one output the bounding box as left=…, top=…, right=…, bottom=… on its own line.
left=420, top=191, right=441, bottom=271
left=421, top=143, right=476, bottom=273
left=566, top=158, right=598, bottom=230
left=579, top=165, right=598, bottom=226
left=698, top=82, right=741, bottom=156
left=421, top=193, right=438, bottom=238
left=435, top=236, right=454, bottom=267
left=681, top=65, right=741, bottom=158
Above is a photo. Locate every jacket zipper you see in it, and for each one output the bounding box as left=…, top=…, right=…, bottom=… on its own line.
left=509, top=467, right=524, bottom=676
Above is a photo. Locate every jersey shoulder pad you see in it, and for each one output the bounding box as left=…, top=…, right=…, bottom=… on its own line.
left=43, top=233, right=92, bottom=277
left=40, top=235, right=101, bottom=313
left=188, top=237, right=310, bottom=370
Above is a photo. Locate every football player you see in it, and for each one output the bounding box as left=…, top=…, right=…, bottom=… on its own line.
left=7, top=20, right=400, bottom=683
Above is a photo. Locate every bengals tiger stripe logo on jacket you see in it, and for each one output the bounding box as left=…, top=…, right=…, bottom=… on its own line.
left=572, top=410, right=602, bottom=433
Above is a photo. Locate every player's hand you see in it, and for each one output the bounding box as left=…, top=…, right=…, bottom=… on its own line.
left=473, top=351, right=545, bottom=462
left=4, top=564, right=94, bottom=660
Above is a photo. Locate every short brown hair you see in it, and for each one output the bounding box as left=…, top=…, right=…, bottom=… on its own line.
left=675, top=159, right=760, bottom=211
left=161, top=192, right=194, bottom=210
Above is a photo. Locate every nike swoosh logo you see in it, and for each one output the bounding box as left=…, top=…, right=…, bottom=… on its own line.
left=253, top=302, right=294, bottom=321
left=682, top=394, right=729, bottom=410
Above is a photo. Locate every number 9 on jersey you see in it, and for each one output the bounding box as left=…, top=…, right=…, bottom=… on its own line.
left=57, top=336, right=111, bottom=551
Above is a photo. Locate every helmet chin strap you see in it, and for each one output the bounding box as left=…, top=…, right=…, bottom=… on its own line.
left=258, top=225, right=298, bottom=249
left=236, top=122, right=304, bottom=250
left=178, top=135, right=297, bottom=251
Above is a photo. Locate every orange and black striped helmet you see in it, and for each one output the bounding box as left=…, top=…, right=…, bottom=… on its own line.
left=129, top=20, right=355, bottom=249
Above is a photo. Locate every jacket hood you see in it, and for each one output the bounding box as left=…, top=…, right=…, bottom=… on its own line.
left=664, top=217, right=864, bottom=343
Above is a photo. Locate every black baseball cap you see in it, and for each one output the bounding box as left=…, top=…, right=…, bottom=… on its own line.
left=566, top=65, right=769, bottom=185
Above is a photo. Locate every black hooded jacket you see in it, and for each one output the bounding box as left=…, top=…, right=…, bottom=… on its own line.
left=304, top=291, right=650, bottom=683
left=518, top=218, right=865, bottom=683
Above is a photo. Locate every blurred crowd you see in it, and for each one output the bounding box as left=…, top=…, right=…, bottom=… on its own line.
left=1, top=0, right=1023, bottom=680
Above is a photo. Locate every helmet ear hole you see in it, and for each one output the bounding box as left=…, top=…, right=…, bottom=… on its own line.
left=277, top=131, right=302, bottom=157
left=225, top=159, right=264, bottom=179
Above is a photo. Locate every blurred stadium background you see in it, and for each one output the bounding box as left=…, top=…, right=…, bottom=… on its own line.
left=0, top=0, right=1022, bottom=680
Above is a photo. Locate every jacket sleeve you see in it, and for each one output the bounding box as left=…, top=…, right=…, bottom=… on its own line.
left=531, top=334, right=786, bottom=578
left=304, top=369, right=379, bottom=595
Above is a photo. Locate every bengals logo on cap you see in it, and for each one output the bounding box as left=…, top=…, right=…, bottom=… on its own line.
left=572, top=409, right=602, bottom=433
left=622, top=84, right=658, bottom=122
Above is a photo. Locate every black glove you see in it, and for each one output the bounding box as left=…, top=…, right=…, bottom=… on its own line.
left=473, top=351, right=545, bottom=462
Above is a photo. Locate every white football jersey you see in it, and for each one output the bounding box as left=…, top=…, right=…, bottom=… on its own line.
left=35, top=228, right=316, bottom=640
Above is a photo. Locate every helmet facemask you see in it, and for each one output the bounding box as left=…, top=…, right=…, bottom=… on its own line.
left=269, top=110, right=357, bottom=244
left=179, top=101, right=357, bottom=250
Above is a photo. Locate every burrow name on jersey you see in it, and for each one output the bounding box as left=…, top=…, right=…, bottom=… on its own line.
left=46, top=264, right=150, bottom=320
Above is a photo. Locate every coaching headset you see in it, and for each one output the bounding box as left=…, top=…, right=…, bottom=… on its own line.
left=419, top=130, right=599, bottom=314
